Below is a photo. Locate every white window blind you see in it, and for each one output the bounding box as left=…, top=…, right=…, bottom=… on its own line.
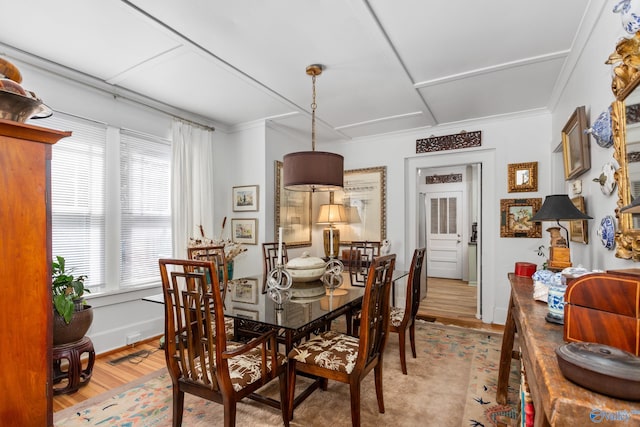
left=49, top=114, right=107, bottom=292
left=119, top=130, right=172, bottom=288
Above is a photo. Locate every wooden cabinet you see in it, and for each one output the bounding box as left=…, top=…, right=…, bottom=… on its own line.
left=0, top=119, right=70, bottom=426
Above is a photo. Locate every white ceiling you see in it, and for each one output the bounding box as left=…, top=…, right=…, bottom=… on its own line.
left=0, top=0, right=595, bottom=143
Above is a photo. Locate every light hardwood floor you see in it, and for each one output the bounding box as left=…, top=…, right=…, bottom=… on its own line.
left=54, top=277, right=503, bottom=412
left=418, top=277, right=504, bottom=332
left=53, top=338, right=166, bottom=412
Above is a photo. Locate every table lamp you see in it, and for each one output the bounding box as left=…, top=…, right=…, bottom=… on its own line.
left=530, top=194, right=592, bottom=269
left=317, top=196, right=347, bottom=259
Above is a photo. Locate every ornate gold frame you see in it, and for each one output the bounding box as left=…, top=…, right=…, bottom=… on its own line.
left=333, top=166, right=387, bottom=245
left=499, top=198, right=542, bottom=238
left=569, top=196, right=588, bottom=244
left=610, top=32, right=640, bottom=260
left=507, top=162, right=538, bottom=193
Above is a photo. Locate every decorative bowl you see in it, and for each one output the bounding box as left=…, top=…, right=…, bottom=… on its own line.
left=0, top=89, right=52, bottom=122
left=286, top=252, right=327, bottom=283
left=585, top=107, right=613, bottom=148
left=597, top=215, right=616, bottom=250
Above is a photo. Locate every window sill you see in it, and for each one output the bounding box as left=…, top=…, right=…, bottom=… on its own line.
left=83, top=283, right=162, bottom=309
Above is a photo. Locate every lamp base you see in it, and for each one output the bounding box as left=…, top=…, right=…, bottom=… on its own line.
left=548, top=247, right=572, bottom=270
left=323, top=227, right=340, bottom=258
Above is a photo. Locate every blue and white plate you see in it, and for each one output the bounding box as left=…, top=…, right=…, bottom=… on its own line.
left=597, top=215, right=616, bottom=250
left=585, top=107, right=613, bottom=148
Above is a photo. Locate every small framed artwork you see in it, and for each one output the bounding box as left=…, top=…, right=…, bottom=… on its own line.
left=232, top=185, right=259, bottom=212
left=508, top=162, right=538, bottom=193
left=233, top=308, right=259, bottom=321
left=500, top=198, right=542, bottom=238
left=231, top=218, right=258, bottom=245
left=562, top=106, right=591, bottom=180
left=231, top=278, right=258, bottom=304
left=570, top=196, right=589, bottom=244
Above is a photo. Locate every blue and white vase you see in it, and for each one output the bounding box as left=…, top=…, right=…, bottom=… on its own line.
left=548, top=283, right=567, bottom=321
left=614, top=0, right=640, bottom=34
left=585, top=107, right=613, bottom=148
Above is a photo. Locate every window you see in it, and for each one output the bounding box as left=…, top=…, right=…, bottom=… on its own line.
left=49, top=114, right=106, bottom=291
left=49, top=114, right=171, bottom=294
left=120, top=130, right=172, bottom=287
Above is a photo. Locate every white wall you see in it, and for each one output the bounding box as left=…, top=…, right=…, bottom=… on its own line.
left=322, top=112, right=551, bottom=324
left=551, top=2, right=636, bottom=272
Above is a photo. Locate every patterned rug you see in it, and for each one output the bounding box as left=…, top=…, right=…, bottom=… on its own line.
left=54, top=321, right=520, bottom=427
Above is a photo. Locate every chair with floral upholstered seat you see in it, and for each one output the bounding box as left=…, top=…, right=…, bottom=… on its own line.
left=159, top=258, right=289, bottom=427
left=287, top=254, right=396, bottom=427
left=389, top=247, right=426, bottom=375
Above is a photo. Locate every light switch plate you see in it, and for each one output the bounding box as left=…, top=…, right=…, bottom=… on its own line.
left=571, top=180, right=582, bottom=195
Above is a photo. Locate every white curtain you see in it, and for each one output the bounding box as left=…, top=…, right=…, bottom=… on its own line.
left=171, top=120, right=215, bottom=258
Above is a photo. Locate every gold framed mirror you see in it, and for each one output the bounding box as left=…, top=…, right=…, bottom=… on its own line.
left=611, top=32, right=640, bottom=259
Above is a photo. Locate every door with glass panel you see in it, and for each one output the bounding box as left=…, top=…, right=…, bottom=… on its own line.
left=425, top=192, right=462, bottom=279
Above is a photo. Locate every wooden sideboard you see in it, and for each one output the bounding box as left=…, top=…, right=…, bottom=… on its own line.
left=0, top=119, right=70, bottom=426
left=497, top=273, right=640, bottom=427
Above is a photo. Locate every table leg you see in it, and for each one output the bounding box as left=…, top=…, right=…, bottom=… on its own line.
left=496, top=294, right=516, bottom=405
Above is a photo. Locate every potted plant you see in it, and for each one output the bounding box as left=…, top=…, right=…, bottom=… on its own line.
left=52, top=255, right=93, bottom=345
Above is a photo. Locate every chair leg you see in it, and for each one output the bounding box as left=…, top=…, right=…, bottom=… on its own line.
left=223, top=397, right=237, bottom=427
left=349, top=380, right=361, bottom=427
left=374, top=362, right=385, bottom=414
left=279, top=370, right=290, bottom=427
left=172, top=388, right=184, bottom=427
left=398, top=328, right=408, bottom=375
left=320, top=377, right=328, bottom=391
left=409, top=322, right=417, bottom=358
left=287, top=361, right=297, bottom=421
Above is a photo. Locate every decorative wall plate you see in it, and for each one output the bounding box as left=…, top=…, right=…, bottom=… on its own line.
left=597, top=215, right=616, bottom=250
left=585, top=107, right=613, bottom=148
left=592, top=162, right=617, bottom=195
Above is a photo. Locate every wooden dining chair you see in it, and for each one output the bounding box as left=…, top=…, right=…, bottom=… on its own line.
left=159, top=258, right=289, bottom=427
left=287, top=254, right=396, bottom=427
left=347, top=241, right=381, bottom=286
left=390, top=247, right=426, bottom=375
left=262, top=242, right=289, bottom=292
left=187, top=245, right=229, bottom=301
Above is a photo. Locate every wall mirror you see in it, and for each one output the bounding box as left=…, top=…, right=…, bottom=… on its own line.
left=333, top=166, right=386, bottom=245
left=611, top=32, right=640, bottom=260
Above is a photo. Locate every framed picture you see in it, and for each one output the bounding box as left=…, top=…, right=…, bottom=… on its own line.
left=231, top=277, right=258, bottom=304
left=275, top=161, right=312, bottom=247
left=232, top=185, right=259, bottom=211
left=231, top=218, right=258, bottom=245
left=562, top=106, right=591, bottom=180
left=508, top=162, right=538, bottom=193
left=233, top=308, right=259, bottom=321
left=570, top=196, right=589, bottom=244
left=333, top=166, right=387, bottom=244
left=500, top=198, right=542, bottom=238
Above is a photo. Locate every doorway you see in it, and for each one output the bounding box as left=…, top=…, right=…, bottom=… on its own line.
left=417, top=163, right=481, bottom=321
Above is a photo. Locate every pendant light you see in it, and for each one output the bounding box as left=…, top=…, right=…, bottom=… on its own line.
left=283, top=64, right=344, bottom=192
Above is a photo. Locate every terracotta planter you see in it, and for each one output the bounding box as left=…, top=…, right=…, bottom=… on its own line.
left=53, top=305, right=93, bottom=346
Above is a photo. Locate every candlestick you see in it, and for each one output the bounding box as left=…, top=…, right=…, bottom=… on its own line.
left=277, top=226, right=283, bottom=265
left=329, top=227, right=334, bottom=258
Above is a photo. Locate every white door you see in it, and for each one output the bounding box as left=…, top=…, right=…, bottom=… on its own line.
left=426, top=192, right=463, bottom=279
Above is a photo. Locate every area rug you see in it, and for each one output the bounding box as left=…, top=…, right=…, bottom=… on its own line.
left=54, top=321, right=520, bottom=427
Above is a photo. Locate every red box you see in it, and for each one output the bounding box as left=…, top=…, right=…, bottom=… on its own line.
left=515, top=262, right=537, bottom=277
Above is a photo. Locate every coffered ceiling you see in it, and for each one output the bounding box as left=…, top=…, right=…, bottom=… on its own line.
left=0, top=0, right=597, bottom=143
